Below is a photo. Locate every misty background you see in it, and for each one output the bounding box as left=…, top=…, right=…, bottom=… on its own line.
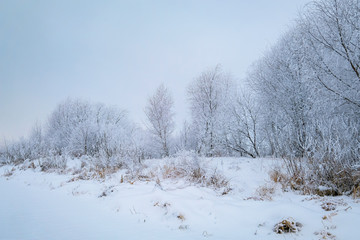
left=0, top=0, right=309, bottom=141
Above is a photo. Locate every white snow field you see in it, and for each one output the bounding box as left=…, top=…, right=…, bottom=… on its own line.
left=1, top=157, right=359, bottom=240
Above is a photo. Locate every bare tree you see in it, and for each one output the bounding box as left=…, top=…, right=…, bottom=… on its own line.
left=144, top=84, right=175, bottom=157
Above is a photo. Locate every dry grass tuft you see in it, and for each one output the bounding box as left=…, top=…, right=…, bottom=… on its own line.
left=120, top=175, right=124, bottom=183
left=221, top=187, right=232, bottom=195
left=314, top=230, right=336, bottom=239
left=67, top=165, right=123, bottom=183
left=269, top=166, right=317, bottom=195
left=322, top=212, right=338, bottom=221
left=321, top=202, right=336, bottom=211
left=3, top=169, right=13, bottom=177
left=150, top=159, right=231, bottom=191
left=177, top=214, right=185, bottom=221
left=273, top=218, right=302, bottom=234
left=161, top=165, right=186, bottom=179
left=353, top=185, right=360, bottom=199
left=269, top=169, right=286, bottom=183
left=255, top=184, right=276, bottom=201
left=153, top=201, right=171, bottom=208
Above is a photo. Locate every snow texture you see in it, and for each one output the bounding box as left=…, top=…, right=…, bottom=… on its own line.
left=1, top=157, right=359, bottom=240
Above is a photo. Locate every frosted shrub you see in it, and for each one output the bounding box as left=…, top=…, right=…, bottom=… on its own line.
left=159, top=153, right=230, bottom=191
left=278, top=116, right=360, bottom=195
left=40, top=155, right=67, bottom=171
left=0, top=138, right=33, bottom=165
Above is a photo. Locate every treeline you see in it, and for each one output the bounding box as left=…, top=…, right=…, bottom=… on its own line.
left=246, top=0, right=360, bottom=194
left=1, top=0, right=359, bottom=194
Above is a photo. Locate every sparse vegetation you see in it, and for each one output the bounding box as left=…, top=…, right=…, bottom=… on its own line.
left=269, top=157, right=360, bottom=197
left=14, top=152, right=231, bottom=193
left=314, top=230, right=336, bottom=239
left=2, top=169, right=14, bottom=177
left=40, top=156, right=67, bottom=172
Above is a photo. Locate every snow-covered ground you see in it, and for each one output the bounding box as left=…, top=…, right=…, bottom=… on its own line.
left=1, top=157, right=359, bottom=240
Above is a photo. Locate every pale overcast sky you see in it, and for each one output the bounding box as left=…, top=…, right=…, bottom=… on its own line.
left=0, top=0, right=310, bottom=141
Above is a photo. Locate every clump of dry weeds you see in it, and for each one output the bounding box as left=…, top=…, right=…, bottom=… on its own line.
left=314, top=230, right=336, bottom=239
left=321, top=202, right=337, bottom=211
left=177, top=213, right=186, bottom=221
left=273, top=218, right=302, bottom=234
left=158, top=161, right=230, bottom=191
left=2, top=168, right=14, bottom=177
left=255, top=184, right=277, bottom=201
left=268, top=167, right=312, bottom=195
left=353, top=185, right=360, bottom=199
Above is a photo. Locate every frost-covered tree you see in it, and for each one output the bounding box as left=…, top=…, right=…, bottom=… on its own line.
left=187, top=65, right=234, bottom=156
left=0, top=121, right=46, bottom=163
left=301, top=0, right=360, bottom=113
left=246, top=0, right=360, bottom=193
left=225, top=90, right=262, bottom=158
left=249, top=27, right=314, bottom=158
left=46, top=99, right=92, bottom=155
left=144, top=84, right=175, bottom=157
left=43, top=98, right=136, bottom=165
left=174, top=120, right=196, bottom=153
left=28, top=122, right=45, bottom=159
left=299, top=0, right=360, bottom=191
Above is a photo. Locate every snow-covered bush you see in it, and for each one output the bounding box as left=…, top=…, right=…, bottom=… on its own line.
left=46, top=99, right=136, bottom=159
left=154, top=153, right=230, bottom=191
left=39, top=155, right=67, bottom=172
left=1, top=98, right=145, bottom=171
left=0, top=138, right=33, bottom=164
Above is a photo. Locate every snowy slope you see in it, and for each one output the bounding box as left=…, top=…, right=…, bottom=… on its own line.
left=1, top=157, right=359, bottom=240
